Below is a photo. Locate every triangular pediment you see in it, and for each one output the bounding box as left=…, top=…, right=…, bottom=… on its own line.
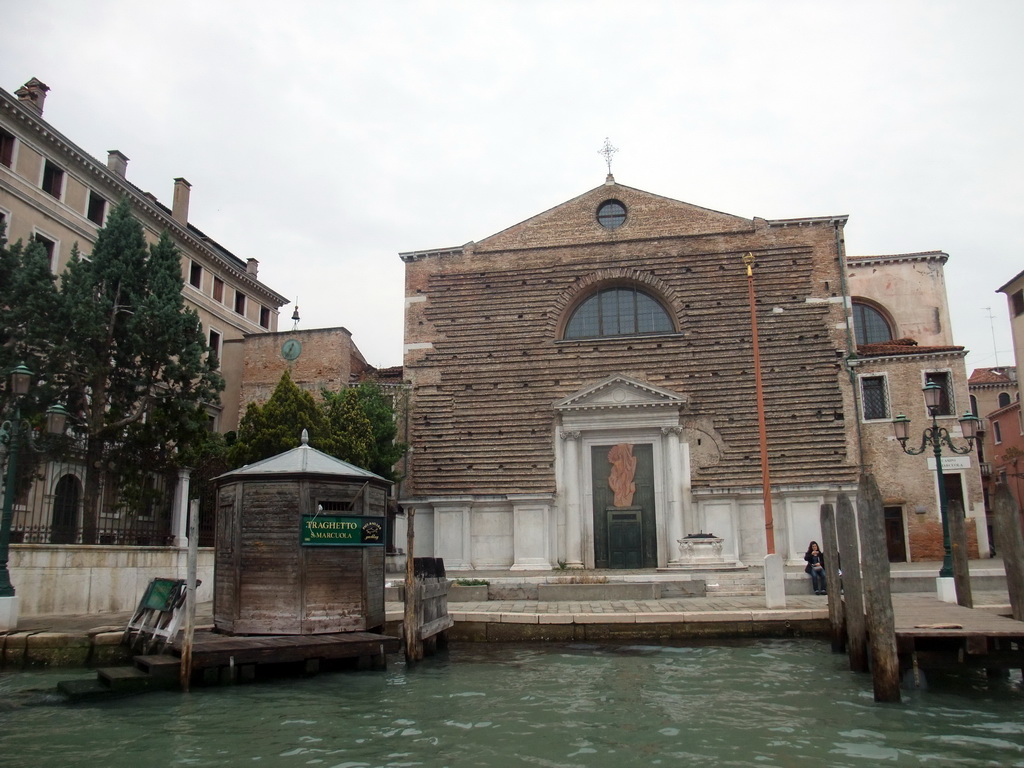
left=554, top=375, right=687, bottom=413
left=474, top=181, right=754, bottom=252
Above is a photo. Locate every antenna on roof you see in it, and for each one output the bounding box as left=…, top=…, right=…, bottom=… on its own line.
left=598, top=137, right=618, bottom=182
left=291, top=298, right=300, bottom=331
left=984, top=307, right=999, bottom=366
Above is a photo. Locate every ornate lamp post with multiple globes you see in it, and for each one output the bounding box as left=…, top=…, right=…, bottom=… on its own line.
left=0, top=364, right=69, bottom=629
left=891, top=381, right=981, bottom=580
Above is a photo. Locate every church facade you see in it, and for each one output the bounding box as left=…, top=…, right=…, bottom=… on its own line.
left=399, top=177, right=983, bottom=571
left=400, top=178, right=867, bottom=570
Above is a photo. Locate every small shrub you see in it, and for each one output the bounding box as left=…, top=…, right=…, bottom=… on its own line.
left=454, top=578, right=489, bottom=587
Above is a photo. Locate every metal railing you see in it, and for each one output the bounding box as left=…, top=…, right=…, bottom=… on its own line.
left=3, top=453, right=177, bottom=546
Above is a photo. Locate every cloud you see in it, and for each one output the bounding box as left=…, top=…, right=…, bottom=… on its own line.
left=3, top=0, right=1020, bottom=368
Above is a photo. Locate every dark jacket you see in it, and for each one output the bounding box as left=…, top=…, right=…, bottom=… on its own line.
left=804, top=550, right=824, bottom=574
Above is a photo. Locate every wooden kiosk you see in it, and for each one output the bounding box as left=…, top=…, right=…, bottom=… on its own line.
left=214, top=431, right=391, bottom=636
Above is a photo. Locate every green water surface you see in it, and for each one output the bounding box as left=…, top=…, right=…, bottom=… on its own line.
left=1, top=639, right=1021, bottom=767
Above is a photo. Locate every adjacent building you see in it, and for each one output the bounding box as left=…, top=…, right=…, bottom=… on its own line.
left=0, top=77, right=290, bottom=433
left=847, top=252, right=985, bottom=561
left=1, top=77, right=289, bottom=616
left=399, top=178, right=984, bottom=571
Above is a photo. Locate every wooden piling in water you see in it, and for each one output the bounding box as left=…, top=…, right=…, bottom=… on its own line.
left=857, top=472, right=900, bottom=703
left=819, top=502, right=845, bottom=652
left=403, top=509, right=423, bottom=663
left=835, top=492, right=868, bottom=672
left=947, top=499, right=973, bottom=608
left=992, top=482, right=1024, bottom=623
left=180, top=498, right=199, bottom=692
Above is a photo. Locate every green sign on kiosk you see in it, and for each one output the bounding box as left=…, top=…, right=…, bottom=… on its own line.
left=301, top=515, right=385, bottom=546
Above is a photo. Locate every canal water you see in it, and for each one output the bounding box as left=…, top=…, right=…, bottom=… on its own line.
left=1, top=639, right=1022, bottom=767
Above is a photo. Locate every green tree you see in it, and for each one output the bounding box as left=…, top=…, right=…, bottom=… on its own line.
left=228, top=374, right=406, bottom=478
left=228, top=370, right=326, bottom=467
left=0, top=234, right=66, bottom=500
left=321, top=386, right=375, bottom=471
left=0, top=236, right=63, bottom=411
left=51, top=200, right=223, bottom=542
left=323, top=382, right=406, bottom=480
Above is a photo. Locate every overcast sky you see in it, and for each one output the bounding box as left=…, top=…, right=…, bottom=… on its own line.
left=3, top=1, right=1020, bottom=373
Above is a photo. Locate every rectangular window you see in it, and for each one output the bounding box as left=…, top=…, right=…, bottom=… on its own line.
left=0, top=208, right=8, bottom=238
left=861, top=375, right=889, bottom=420
left=1013, top=289, right=1024, bottom=317
left=259, top=305, right=271, bottom=329
left=0, top=128, right=14, bottom=168
left=208, top=329, right=222, bottom=367
left=42, top=160, right=64, bottom=199
left=33, top=232, right=56, bottom=268
left=189, top=261, right=203, bottom=289
left=993, top=421, right=1002, bottom=445
left=925, top=371, right=953, bottom=416
left=212, top=277, right=224, bottom=302
left=234, top=290, right=246, bottom=316
left=87, top=191, right=107, bottom=225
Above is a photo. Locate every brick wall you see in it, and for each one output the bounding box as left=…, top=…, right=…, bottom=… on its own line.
left=403, top=182, right=858, bottom=497
left=239, top=327, right=368, bottom=419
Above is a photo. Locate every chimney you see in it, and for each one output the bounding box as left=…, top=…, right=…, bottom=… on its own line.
left=172, top=177, right=191, bottom=225
left=246, top=258, right=259, bottom=276
left=107, top=150, right=129, bottom=178
left=14, top=78, right=49, bottom=115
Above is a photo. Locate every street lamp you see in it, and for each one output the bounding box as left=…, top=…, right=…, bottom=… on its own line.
left=892, top=381, right=981, bottom=579
left=0, top=364, right=69, bottom=615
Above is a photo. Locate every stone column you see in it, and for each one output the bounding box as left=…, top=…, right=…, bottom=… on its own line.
left=560, top=431, right=584, bottom=568
left=171, top=467, right=192, bottom=547
left=663, top=427, right=686, bottom=566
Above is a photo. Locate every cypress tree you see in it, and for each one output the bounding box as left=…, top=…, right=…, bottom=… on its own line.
left=53, top=200, right=223, bottom=542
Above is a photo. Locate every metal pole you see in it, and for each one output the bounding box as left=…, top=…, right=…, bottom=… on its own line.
left=931, top=417, right=953, bottom=578
left=745, top=254, right=775, bottom=554
left=0, top=407, right=21, bottom=598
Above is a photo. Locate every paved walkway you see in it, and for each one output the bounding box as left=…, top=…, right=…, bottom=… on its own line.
left=8, top=559, right=1012, bottom=636
left=13, top=594, right=1013, bottom=636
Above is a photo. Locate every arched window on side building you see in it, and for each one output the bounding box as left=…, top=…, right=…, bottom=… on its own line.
left=852, top=301, right=894, bottom=345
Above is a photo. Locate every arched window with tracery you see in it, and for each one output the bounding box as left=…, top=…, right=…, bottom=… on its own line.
left=564, top=286, right=674, bottom=339
left=852, top=301, right=894, bottom=345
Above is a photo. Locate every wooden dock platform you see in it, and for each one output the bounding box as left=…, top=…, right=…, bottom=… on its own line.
left=173, top=629, right=401, bottom=681
left=59, top=630, right=401, bottom=701
left=891, top=594, right=1024, bottom=673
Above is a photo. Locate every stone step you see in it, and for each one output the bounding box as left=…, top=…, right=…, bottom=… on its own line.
left=57, top=678, right=121, bottom=703
left=97, top=666, right=160, bottom=693
left=135, top=654, right=181, bottom=679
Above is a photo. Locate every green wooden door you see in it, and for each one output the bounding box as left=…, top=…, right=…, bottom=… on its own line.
left=592, top=443, right=657, bottom=569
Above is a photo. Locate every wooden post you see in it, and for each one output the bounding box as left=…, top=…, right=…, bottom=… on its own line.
left=992, top=482, right=1024, bottom=622
left=835, top=492, right=868, bottom=672
left=819, top=503, right=845, bottom=652
left=857, top=472, right=900, bottom=703
left=180, top=498, right=199, bottom=692
left=403, top=509, right=423, bottom=663
left=947, top=499, right=973, bottom=608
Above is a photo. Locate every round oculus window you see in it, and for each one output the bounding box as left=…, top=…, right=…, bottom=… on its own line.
left=597, top=199, right=627, bottom=229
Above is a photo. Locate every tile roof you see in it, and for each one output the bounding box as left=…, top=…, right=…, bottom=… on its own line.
left=857, top=338, right=964, bottom=357
left=968, top=367, right=1014, bottom=385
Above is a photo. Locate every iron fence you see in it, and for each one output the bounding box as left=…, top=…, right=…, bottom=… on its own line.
left=4, top=451, right=178, bottom=546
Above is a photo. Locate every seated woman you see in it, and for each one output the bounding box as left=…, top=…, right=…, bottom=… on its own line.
left=804, top=541, right=827, bottom=595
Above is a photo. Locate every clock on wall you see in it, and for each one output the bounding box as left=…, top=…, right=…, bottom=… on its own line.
left=281, top=339, right=302, bottom=361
